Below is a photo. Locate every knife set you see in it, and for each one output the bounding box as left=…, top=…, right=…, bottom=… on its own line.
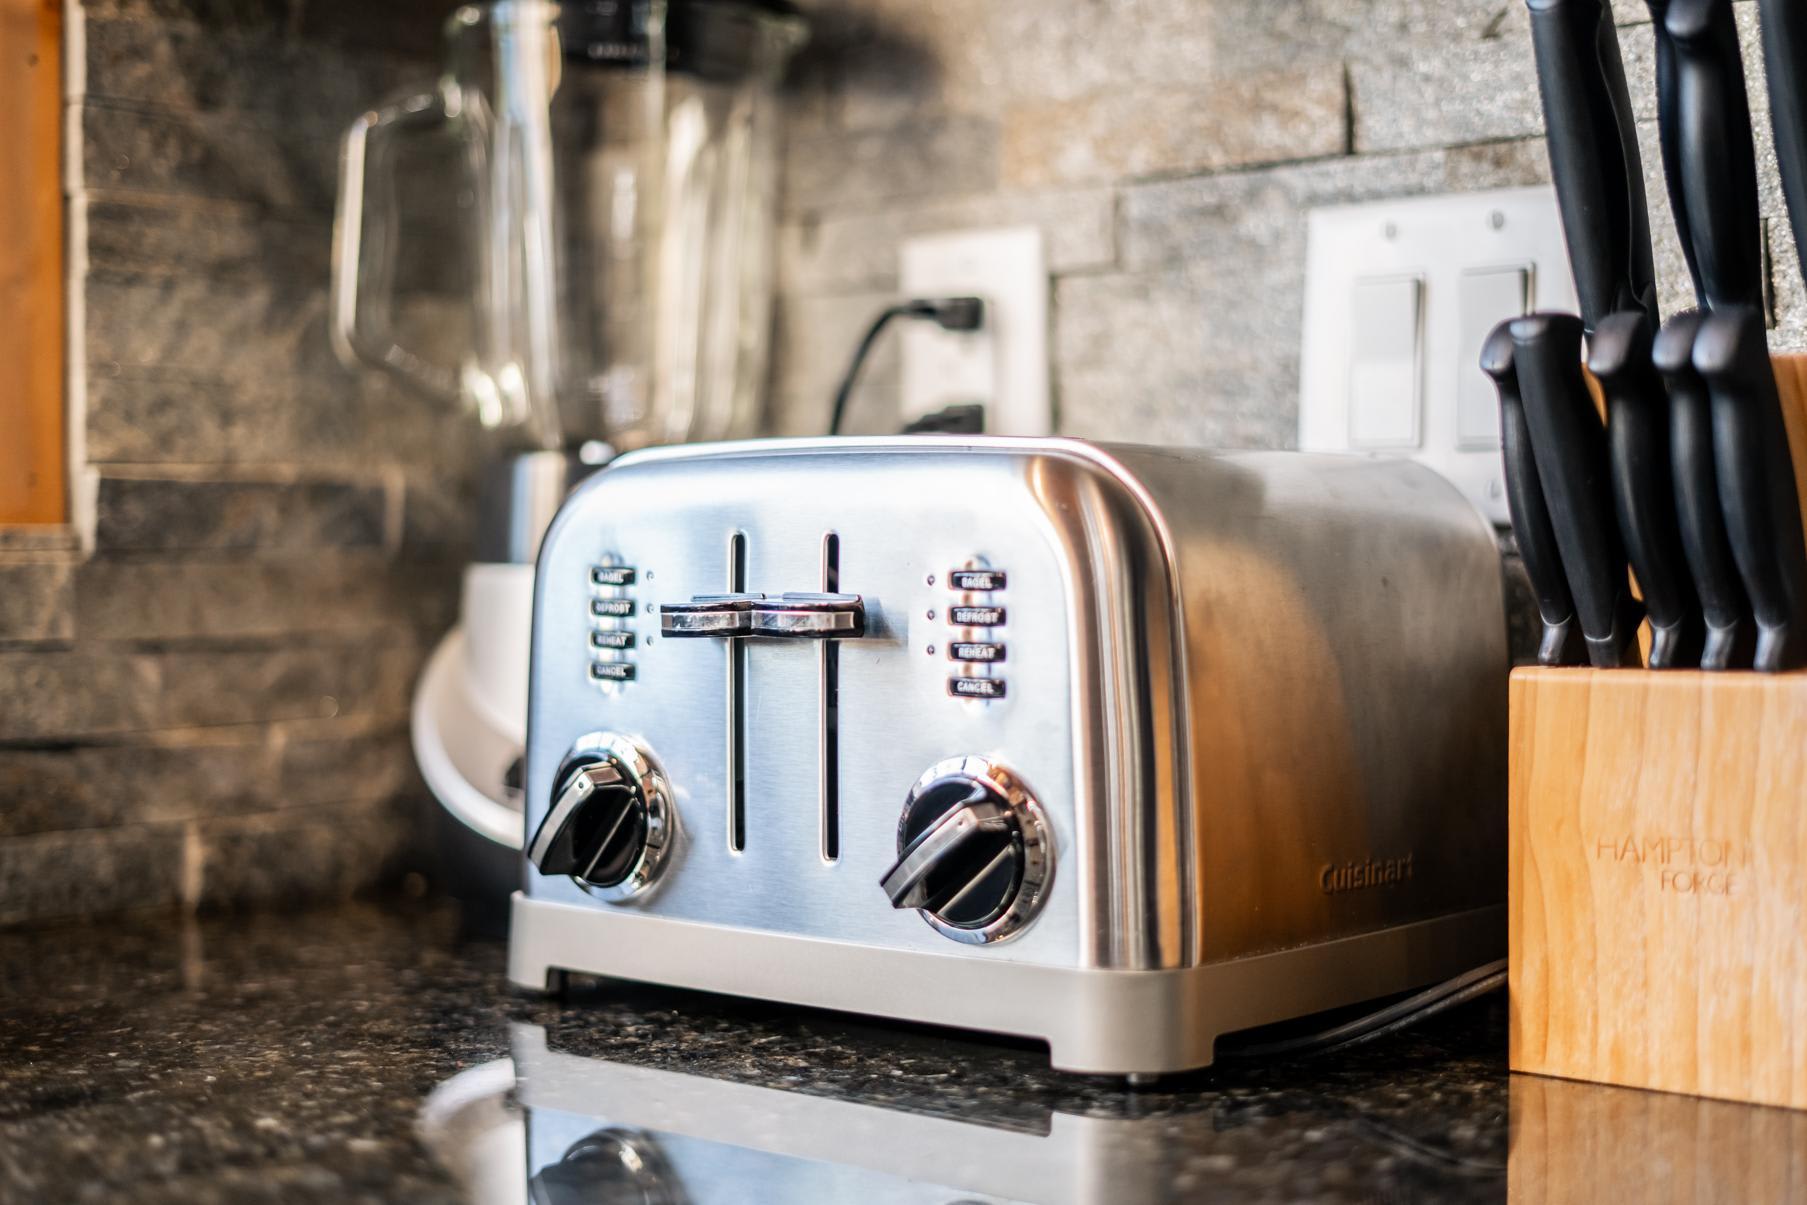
left=1505, top=0, right=1807, bottom=1110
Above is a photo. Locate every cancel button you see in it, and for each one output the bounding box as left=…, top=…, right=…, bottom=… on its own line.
left=949, top=642, right=1006, bottom=663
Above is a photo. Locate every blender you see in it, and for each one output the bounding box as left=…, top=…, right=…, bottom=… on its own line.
left=330, top=0, right=806, bottom=918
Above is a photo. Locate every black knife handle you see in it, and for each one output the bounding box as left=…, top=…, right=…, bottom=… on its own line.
left=1528, top=0, right=1659, bottom=333
left=1668, top=0, right=1764, bottom=312
left=1482, top=321, right=1584, bottom=665
left=1510, top=312, right=1644, bottom=667
left=1759, top=0, right=1807, bottom=282
left=1652, top=309, right=1753, bottom=667
left=1693, top=305, right=1807, bottom=670
left=1644, top=0, right=1707, bottom=304
left=1590, top=311, right=1706, bottom=668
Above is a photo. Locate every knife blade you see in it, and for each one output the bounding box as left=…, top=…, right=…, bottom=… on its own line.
left=1590, top=311, right=1705, bottom=667
left=1482, top=320, right=1584, bottom=665
left=1527, top=0, right=1659, bottom=334
left=1693, top=306, right=1807, bottom=670
left=1652, top=309, right=1752, bottom=668
left=1644, top=0, right=1708, bottom=305
left=1511, top=313, right=1644, bottom=666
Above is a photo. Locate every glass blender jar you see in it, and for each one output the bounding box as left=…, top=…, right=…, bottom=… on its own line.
left=332, top=0, right=806, bottom=452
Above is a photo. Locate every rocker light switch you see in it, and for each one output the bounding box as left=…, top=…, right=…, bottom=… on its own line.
left=1347, top=275, right=1423, bottom=448
left=1456, top=266, right=1530, bottom=449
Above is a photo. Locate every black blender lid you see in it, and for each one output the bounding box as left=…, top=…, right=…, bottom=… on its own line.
left=557, top=0, right=806, bottom=78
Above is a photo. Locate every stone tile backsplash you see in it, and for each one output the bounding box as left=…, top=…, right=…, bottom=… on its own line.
left=0, top=0, right=466, bottom=926
left=770, top=0, right=1798, bottom=438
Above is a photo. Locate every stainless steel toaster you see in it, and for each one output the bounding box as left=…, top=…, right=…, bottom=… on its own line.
left=508, top=437, right=1508, bottom=1076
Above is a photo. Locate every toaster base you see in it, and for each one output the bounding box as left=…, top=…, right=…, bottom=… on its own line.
left=507, top=895, right=1503, bottom=1076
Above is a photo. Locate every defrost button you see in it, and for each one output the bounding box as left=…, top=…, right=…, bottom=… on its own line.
left=949, top=605, right=1004, bottom=627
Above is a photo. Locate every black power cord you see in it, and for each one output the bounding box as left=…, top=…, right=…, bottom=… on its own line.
left=1214, top=959, right=1508, bottom=1061
left=827, top=296, right=985, bottom=436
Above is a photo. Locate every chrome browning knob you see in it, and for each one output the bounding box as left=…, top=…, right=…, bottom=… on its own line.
left=528, top=734, right=674, bottom=900
left=879, top=756, right=1052, bottom=944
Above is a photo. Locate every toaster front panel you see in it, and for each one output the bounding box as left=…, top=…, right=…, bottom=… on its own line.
left=523, top=445, right=1108, bottom=968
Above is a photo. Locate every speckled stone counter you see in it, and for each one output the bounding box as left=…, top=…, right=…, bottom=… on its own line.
left=0, top=899, right=1801, bottom=1203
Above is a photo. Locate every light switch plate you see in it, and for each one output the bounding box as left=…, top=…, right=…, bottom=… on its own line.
left=899, top=227, right=1051, bottom=436
left=1299, top=187, right=1577, bottom=526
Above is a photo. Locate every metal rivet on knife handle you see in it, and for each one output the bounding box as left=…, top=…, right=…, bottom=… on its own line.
left=1481, top=319, right=1582, bottom=666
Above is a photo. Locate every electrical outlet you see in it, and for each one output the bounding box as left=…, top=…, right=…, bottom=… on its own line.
left=899, top=227, right=1051, bottom=436
left=1299, top=187, right=1578, bottom=525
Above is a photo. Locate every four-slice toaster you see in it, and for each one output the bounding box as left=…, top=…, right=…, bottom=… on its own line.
left=508, top=436, right=1509, bottom=1076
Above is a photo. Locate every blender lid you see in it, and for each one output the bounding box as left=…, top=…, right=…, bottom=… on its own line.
left=558, top=0, right=807, bottom=79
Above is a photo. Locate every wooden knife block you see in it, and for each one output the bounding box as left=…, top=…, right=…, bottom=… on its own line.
left=1509, top=355, right=1807, bottom=1110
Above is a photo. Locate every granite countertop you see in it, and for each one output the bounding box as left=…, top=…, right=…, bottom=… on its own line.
left=0, top=898, right=1798, bottom=1203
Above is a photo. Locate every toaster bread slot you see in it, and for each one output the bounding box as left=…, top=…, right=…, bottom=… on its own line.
left=728, top=531, right=748, bottom=853
left=820, top=532, right=841, bottom=863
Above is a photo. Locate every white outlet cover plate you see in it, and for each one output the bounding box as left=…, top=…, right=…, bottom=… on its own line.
left=900, top=226, right=1051, bottom=436
left=1299, top=186, right=1578, bottom=526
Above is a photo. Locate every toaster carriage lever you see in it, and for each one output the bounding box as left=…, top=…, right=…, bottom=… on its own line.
left=751, top=593, right=865, bottom=638
left=658, top=593, right=765, bottom=637
left=660, top=592, right=865, bottom=639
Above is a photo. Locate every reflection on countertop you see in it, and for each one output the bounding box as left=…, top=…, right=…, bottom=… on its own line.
left=0, top=899, right=1799, bottom=1202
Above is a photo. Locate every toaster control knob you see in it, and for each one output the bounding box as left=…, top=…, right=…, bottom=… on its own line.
left=879, top=756, right=1052, bottom=944
left=528, top=734, right=674, bottom=900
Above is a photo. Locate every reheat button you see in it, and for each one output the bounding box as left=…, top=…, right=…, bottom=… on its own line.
left=949, top=642, right=1005, bottom=663
left=949, top=605, right=1004, bottom=627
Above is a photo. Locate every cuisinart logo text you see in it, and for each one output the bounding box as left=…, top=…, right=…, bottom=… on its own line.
left=1320, top=852, right=1415, bottom=895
